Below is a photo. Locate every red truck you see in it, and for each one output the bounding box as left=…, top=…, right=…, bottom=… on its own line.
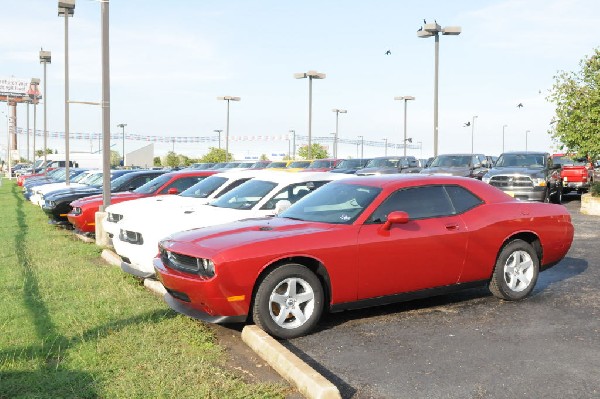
left=552, top=154, right=595, bottom=194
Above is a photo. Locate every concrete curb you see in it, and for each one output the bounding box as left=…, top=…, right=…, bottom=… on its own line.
left=100, top=248, right=121, bottom=267
left=144, top=278, right=167, bottom=296
left=74, top=232, right=95, bottom=243
left=241, top=325, right=341, bottom=399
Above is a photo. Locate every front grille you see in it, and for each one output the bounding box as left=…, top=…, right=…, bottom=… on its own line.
left=160, top=249, right=201, bottom=274
left=119, top=229, right=144, bottom=245
left=165, top=287, right=191, bottom=302
left=107, top=213, right=123, bottom=223
left=489, top=175, right=533, bottom=188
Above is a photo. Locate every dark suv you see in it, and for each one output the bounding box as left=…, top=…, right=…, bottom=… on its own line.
left=482, top=151, right=563, bottom=203
left=420, top=153, right=490, bottom=179
left=356, top=156, right=421, bottom=175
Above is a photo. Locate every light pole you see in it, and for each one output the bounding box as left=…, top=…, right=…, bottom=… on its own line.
left=383, top=138, right=388, bottom=156
left=100, top=0, right=111, bottom=211
left=39, top=49, right=51, bottom=175
left=525, top=130, right=530, bottom=151
left=213, top=129, right=222, bottom=150
left=59, top=0, right=75, bottom=184
left=331, top=108, right=346, bottom=158
left=30, top=79, right=40, bottom=164
left=471, top=115, right=478, bottom=155
left=394, top=96, right=415, bottom=156
left=358, top=135, right=364, bottom=158
left=502, top=124, right=508, bottom=153
left=289, top=130, right=296, bottom=160
left=117, top=123, right=126, bottom=166
left=417, top=21, right=461, bottom=157
left=294, top=70, right=326, bottom=159
left=217, top=96, right=240, bottom=162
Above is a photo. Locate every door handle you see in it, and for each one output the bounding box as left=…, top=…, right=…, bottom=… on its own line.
left=445, top=223, right=459, bottom=231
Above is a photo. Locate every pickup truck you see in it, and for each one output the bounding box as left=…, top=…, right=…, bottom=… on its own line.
left=552, top=154, right=595, bottom=194
left=355, top=156, right=421, bottom=175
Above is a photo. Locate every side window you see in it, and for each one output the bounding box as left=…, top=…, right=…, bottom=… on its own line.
left=214, top=178, right=251, bottom=198
left=160, top=177, right=204, bottom=194
left=444, top=185, right=483, bottom=214
left=129, top=176, right=154, bottom=190
left=366, top=185, right=454, bottom=224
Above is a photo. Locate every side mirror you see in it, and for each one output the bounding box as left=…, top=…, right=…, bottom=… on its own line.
left=128, top=186, right=136, bottom=191
left=167, top=187, right=179, bottom=195
left=274, top=200, right=292, bottom=215
left=382, top=211, right=409, bottom=230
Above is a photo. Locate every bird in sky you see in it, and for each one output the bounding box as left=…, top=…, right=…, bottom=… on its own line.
left=464, top=121, right=471, bottom=127
left=423, top=18, right=427, bottom=24
left=385, top=50, right=391, bottom=55
left=517, top=103, right=524, bottom=108
left=417, top=26, right=423, bottom=31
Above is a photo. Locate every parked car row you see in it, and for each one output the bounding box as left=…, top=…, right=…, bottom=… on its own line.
left=15, top=163, right=575, bottom=340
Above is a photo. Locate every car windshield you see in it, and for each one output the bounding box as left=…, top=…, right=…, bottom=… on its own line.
left=431, top=155, right=471, bottom=168
left=210, top=179, right=278, bottom=210
left=307, top=160, right=333, bottom=169
left=280, top=182, right=381, bottom=225
left=495, top=154, right=546, bottom=168
left=553, top=156, right=587, bottom=166
left=110, top=173, right=135, bottom=190
left=77, top=172, right=100, bottom=184
left=133, top=173, right=172, bottom=194
left=180, top=175, right=228, bottom=198
left=266, top=162, right=288, bottom=168
left=287, top=161, right=311, bottom=168
left=335, top=159, right=364, bottom=169
left=71, top=171, right=91, bottom=183
left=84, top=173, right=104, bottom=186
left=365, top=158, right=399, bottom=168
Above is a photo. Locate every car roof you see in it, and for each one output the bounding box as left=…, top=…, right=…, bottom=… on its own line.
left=241, top=170, right=348, bottom=183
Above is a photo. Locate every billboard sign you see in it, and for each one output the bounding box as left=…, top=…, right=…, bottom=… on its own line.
left=0, top=77, right=40, bottom=100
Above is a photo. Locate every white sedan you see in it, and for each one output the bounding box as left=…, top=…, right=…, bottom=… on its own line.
left=114, top=171, right=349, bottom=278
left=30, top=170, right=101, bottom=206
left=102, top=170, right=261, bottom=242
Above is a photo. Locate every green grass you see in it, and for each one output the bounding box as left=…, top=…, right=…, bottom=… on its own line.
left=0, top=179, right=288, bottom=399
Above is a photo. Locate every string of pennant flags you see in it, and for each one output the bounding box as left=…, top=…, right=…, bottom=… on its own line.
left=13, top=127, right=421, bottom=149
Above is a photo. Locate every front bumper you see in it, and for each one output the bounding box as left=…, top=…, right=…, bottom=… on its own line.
left=499, top=187, right=546, bottom=201
left=154, top=257, right=249, bottom=323
left=121, top=260, right=156, bottom=279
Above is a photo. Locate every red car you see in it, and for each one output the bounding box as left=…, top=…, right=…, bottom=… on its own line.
left=552, top=153, right=595, bottom=194
left=154, top=175, right=574, bottom=339
left=67, top=169, right=216, bottom=234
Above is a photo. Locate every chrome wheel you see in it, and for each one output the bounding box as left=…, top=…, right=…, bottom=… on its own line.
left=269, top=277, right=315, bottom=329
left=503, top=250, right=534, bottom=292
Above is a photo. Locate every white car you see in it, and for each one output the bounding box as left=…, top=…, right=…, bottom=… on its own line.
left=114, top=171, right=350, bottom=278
left=30, top=170, right=102, bottom=206
left=102, top=170, right=260, bottom=243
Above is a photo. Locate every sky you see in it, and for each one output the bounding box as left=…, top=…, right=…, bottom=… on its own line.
left=1, top=0, right=600, bottom=162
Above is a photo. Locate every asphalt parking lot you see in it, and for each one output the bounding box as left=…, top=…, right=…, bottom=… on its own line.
left=280, top=194, right=599, bottom=399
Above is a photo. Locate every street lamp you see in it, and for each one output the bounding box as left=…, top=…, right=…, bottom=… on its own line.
left=39, top=49, right=51, bottom=175
left=358, top=135, right=364, bottom=158
left=331, top=108, right=347, bottom=158
left=217, top=96, right=240, bottom=162
left=525, top=130, right=530, bottom=151
left=289, top=130, right=296, bottom=160
left=213, top=129, right=222, bottom=149
left=28, top=78, right=40, bottom=163
left=394, top=96, right=415, bottom=156
left=59, top=0, right=75, bottom=184
left=117, top=123, right=126, bottom=166
left=502, top=124, right=508, bottom=153
left=471, top=115, right=478, bottom=155
left=417, top=21, right=461, bottom=157
left=294, top=70, right=326, bottom=159
left=383, top=138, right=388, bottom=156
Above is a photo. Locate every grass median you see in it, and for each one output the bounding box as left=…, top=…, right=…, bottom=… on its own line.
left=0, top=178, right=288, bottom=399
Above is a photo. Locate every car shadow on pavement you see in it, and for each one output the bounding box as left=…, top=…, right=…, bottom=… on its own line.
left=533, top=256, right=588, bottom=294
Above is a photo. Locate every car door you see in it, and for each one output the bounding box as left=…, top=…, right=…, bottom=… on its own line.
left=356, top=185, right=469, bottom=299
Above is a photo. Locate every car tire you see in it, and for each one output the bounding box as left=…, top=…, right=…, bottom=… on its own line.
left=551, top=184, right=563, bottom=204
left=489, top=239, right=539, bottom=301
left=542, top=188, right=551, bottom=203
left=252, top=264, right=324, bottom=339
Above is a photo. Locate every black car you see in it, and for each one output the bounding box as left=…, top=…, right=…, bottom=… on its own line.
left=41, top=170, right=166, bottom=225
left=330, top=158, right=372, bottom=174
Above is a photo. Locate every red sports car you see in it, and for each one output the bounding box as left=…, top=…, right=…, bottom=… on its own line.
left=67, top=169, right=216, bottom=234
left=154, top=175, right=574, bottom=339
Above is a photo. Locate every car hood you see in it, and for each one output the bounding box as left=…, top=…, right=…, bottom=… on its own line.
left=162, top=217, right=340, bottom=256
left=106, top=195, right=205, bottom=218
left=486, top=167, right=545, bottom=177
left=73, top=192, right=146, bottom=207
left=420, top=166, right=471, bottom=176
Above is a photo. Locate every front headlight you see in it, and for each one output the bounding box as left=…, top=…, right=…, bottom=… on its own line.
left=107, top=212, right=123, bottom=223
left=482, top=174, right=491, bottom=183
left=532, top=177, right=547, bottom=186
left=119, top=229, right=144, bottom=245
left=71, top=207, right=82, bottom=215
left=160, top=246, right=215, bottom=278
left=45, top=200, right=56, bottom=208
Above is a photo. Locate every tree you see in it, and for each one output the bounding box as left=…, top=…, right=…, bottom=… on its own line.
left=548, top=48, right=600, bottom=160
left=297, top=143, right=329, bottom=159
left=163, top=151, right=180, bottom=168
left=198, top=147, right=232, bottom=163
left=153, top=156, right=162, bottom=166
left=110, top=150, right=121, bottom=167
left=35, top=148, right=54, bottom=158
left=259, top=153, right=269, bottom=161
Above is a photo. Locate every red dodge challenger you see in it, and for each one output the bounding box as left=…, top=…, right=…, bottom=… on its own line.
left=68, top=169, right=216, bottom=234
left=154, top=175, right=574, bottom=339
